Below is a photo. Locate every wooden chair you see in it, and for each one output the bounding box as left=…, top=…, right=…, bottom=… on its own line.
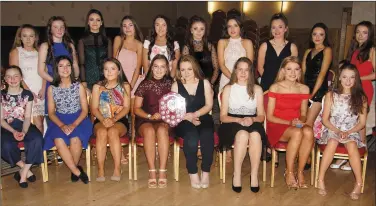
left=314, top=144, right=368, bottom=193
left=43, top=146, right=91, bottom=182
left=218, top=91, right=267, bottom=184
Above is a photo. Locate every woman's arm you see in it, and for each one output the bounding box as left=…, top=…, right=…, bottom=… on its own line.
left=130, top=42, right=143, bottom=89
left=291, top=43, right=298, bottom=57
left=310, top=47, right=332, bottom=98
left=134, top=96, right=150, bottom=119
left=170, top=42, right=181, bottom=79
left=78, top=39, right=86, bottom=86
left=257, top=42, right=267, bottom=77
left=360, top=47, right=376, bottom=81
left=266, top=84, right=291, bottom=125
left=9, top=49, right=30, bottom=90
left=253, top=85, right=265, bottom=123
left=47, top=86, right=65, bottom=127
left=299, top=85, right=310, bottom=123
left=113, top=36, right=122, bottom=58
left=301, top=49, right=310, bottom=75
left=194, top=80, right=213, bottom=117
left=38, top=43, right=53, bottom=82
left=142, top=47, right=150, bottom=75
left=21, top=99, right=33, bottom=134
left=90, top=84, right=106, bottom=123
left=346, top=100, right=368, bottom=138
left=113, top=83, right=131, bottom=122
left=322, top=92, right=341, bottom=133
left=70, top=43, right=80, bottom=79
left=69, top=84, right=89, bottom=129
left=217, top=39, right=232, bottom=79
left=219, top=85, right=241, bottom=123
left=210, top=44, right=220, bottom=84
left=1, top=106, right=17, bottom=133
left=244, top=39, right=254, bottom=62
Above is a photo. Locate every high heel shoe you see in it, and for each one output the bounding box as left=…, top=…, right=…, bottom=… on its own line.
left=158, top=169, right=168, bottom=188
left=317, top=179, right=327, bottom=196
left=297, top=171, right=308, bottom=189
left=284, top=170, right=298, bottom=190
left=250, top=175, right=259, bottom=193
left=232, top=175, right=242, bottom=193
left=148, top=169, right=157, bottom=189
left=349, top=182, right=362, bottom=200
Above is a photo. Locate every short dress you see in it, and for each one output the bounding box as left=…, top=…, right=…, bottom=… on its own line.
left=93, top=83, right=129, bottom=129
left=218, top=84, right=267, bottom=153
left=134, top=77, right=173, bottom=133
left=266, top=92, right=310, bottom=147
left=117, top=48, right=143, bottom=98
left=317, top=93, right=366, bottom=148
left=43, top=82, right=92, bottom=149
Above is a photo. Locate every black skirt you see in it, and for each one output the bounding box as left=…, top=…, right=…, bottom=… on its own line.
left=218, top=113, right=268, bottom=160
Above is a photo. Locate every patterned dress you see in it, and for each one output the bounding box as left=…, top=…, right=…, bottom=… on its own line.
left=317, top=93, right=366, bottom=148
left=43, top=82, right=92, bottom=149
left=143, top=40, right=179, bottom=72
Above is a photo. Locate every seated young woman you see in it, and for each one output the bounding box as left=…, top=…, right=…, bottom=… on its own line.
left=1, top=65, right=43, bottom=188
left=43, top=56, right=92, bottom=184
left=266, top=56, right=314, bottom=190
left=172, top=55, right=214, bottom=189
left=316, top=63, right=368, bottom=200
left=218, top=57, right=266, bottom=193
left=134, top=54, right=173, bottom=188
left=91, top=58, right=131, bottom=182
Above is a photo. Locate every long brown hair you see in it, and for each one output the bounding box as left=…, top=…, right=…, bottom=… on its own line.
left=347, top=21, right=375, bottom=63
left=146, top=54, right=170, bottom=80
left=12, top=24, right=39, bottom=50
left=228, top=57, right=255, bottom=98
left=116, top=16, right=143, bottom=57
left=176, top=55, right=204, bottom=83
left=275, top=56, right=304, bottom=83
left=333, top=63, right=367, bottom=114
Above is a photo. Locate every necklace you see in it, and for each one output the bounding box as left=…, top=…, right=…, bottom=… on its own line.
left=193, top=40, right=202, bottom=45
left=272, top=39, right=286, bottom=47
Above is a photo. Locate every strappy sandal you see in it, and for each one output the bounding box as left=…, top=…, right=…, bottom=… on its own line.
left=349, top=182, right=362, bottom=200
left=284, top=170, right=299, bottom=190
left=148, top=169, right=157, bottom=189
left=317, top=179, right=327, bottom=196
left=297, top=171, right=309, bottom=189
left=158, top=169, right=167, bottom=188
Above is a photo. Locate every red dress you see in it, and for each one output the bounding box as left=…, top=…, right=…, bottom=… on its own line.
left=266, top=92, right=310, bottom=147
left=351, top=50, right=374, bottom=106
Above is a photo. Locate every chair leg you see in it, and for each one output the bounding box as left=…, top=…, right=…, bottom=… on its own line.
left=43, top=150, right=49, bottom=182
left=133, top=144, right=137, bottom=180
left=271, top=149, right=276, bottom=188
left=176, top=143, right=180, bottom=182
left=128, top=144, right=132, bottom=180
left=361, top=153, right=368, bottom=193
left=91, top=145, right=96, bottom=166
left=222, top=151, right=226, bottom=184
left=263, top=160, right=266, bottom=182
left=314, top=148, right=321, bottom=188
left=53, top=150, right=59, bottom=166
left=86, top=146, right=91, bottom=182
left=310, top=148, right=315, bottom=185
left=173, top=141, right=177, bottom=181
left=219, top=151, right=223, bottom=180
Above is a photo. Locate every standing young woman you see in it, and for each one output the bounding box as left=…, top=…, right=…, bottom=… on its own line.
left=91, top=58, right=130, bottom=182
left=134, top=54, right=173, bottom=188
left=1, top=66, right=44, bottom=188
left=78, top=9, right=112, bottom=90
left=182, top=15, right=219, bottom=85
left=9, top=24, right=45, bottom=132
left=218, top=15, right=254, bottom=93
left=172, top=55, right=214, bottom=189
left=258, top=13, right=298, bottom=92
left=38, top=16, right=80, bottom=115
left=317, top=63, right=368, bottom=200
left=43, top=56, right=91, bottom=184
left=218, top=57, right=266, bottom=193
left=266, top=56, right=314, bottom=189
left=142, top=15, right=181, bottom=78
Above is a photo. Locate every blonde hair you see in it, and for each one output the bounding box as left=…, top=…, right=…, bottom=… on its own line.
left=275, top=56, right=304, bottom=83
left=176, top=55, right=204, bottom=83
left=12, top=24, right=39, bottom=50
left=228, top=57, right=255, bottom=98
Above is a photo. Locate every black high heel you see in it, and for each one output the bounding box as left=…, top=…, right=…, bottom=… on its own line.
left=77, top=165, right=89, bottom=184
left=232, top=175, right=242, bottom=193
left=250, top=176, right=260, bottom=193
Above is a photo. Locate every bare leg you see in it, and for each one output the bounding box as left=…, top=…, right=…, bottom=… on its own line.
left=54, top=138, right=80, bottom=176
left=297, top=126, right=315, bottom=187
left=33, top=115, right=44, bottom=133
left=107, top=123, right=126, bottom=177
left=69, top=137, right=83, bottom=165
left=345, top=141, right=363, bottom=196
left=233, top=130, right=249, bottom=187
left=305, top=103, right=322, bottom=165
left=156, top=123, right=169, bottom=181
left=317, top=139, right=339, bottom=195
left=248, top=132, right=262, bottom=187
left=139, top=123, right=157, bottom=180
left=94, top=124, right=108, bottom=178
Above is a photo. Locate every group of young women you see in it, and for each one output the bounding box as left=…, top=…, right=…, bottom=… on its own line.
left=1, top=9, right=374, bottom=201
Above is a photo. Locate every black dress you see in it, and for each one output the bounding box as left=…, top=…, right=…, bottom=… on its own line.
left=304, top=50, right=330, bottom=102
left=194, top=51, right=214, bottom=80
left=260, top=41, right=292, bottom=92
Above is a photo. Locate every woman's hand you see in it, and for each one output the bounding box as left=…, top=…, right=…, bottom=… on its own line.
left=339, top=131, right=349, bottom=140
left=242, top=117, right=254, bottom=127
left=184, top=113, right=195, bottom=122
left=38, top=87, right=45, bottom=100
left=66, top=124, right=77, bottom=133
left=151, top=113, right=161, bottom=120
left=291, top=118, right=304, bottom=127
left=103, top=118, right=114, bottom=128
left=60, top=125, right=72, bottom=135
left=192, top=117, right=201, bottom=126
left=13, top=131, right=25, bottom=141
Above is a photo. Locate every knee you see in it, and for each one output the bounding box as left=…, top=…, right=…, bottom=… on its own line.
left=96, top=128, right=108, bottom=139
left=143, top=128, right=156, bottom=139
left=156, top=125, right=168, bottom=136
left=107, top=127, right=120, bottom=138
left=249, top=132, right=262, bottom=143
left=184, top=134, right=199, bottom=149
left=302, top=126, right=314, bottom=139
left=235, top=130, right=249, bottom=142
left=2, top=140, right=15, bottom=151
left=291, top=128, right=303, bottom=141
left=70, top=137, right=82, bottom=146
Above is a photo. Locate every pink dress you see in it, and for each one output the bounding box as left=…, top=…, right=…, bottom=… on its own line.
left=117, top=48, right=143, bottom=98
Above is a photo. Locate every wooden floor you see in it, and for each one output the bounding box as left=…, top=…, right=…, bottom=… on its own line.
left=1, top=150, right=375, bottom=206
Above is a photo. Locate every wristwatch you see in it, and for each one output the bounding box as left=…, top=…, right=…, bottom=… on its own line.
left=147, top=114, right=152, bottom=119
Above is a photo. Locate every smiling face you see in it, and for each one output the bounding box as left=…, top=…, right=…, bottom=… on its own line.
left=103, top=61, right=120, bottom=82
left=151, top=59, right=168, bottom=80
left=179, top=61, right=195, bottom=82
left=190, top=21, right=205, bottom=41
left=355, top=25, right=369, bottom=46
left=227, top=19, right=241, bottom=38
left=57, top=59, right=72, bottom=78
left=235, top=62, right=250, bottom=82
left=311, top=27, right=325, bottom=46
left=5, top=68, right=22, bottom=87
left=282, top=62, right=301, bottom=82
left=88, top=13, right=102, bottom=32
left=122, top=18, right=135, bottom=37
left=51, top=20, right=65, bottom=39
left=339, top=69, right=356, bottom=90
left=271, top=19, right=288, bottom=39
left=154, top=17, right=167, bottom=37
left=20, top=28, right=36, bottom=49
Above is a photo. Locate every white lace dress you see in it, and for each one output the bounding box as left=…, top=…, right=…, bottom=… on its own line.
left=317, top=93, right=366, bottom=148
left=219, top=38, right=246, bottom=92
left=17, top=47, right=45, bottom=116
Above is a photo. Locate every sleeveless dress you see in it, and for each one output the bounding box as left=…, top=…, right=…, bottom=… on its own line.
left=94, top=84, right=129, bottom=129
left=17, top=47, right=45, bottom=116
left=266, top=92, right=310, bottom=147
left=317, top=93, right=366, bottom=148
left=143, top=40, right=180, bottom=72
left=79, top=32, right=111, bottom=90
left=218, top=84, right=267, bottom=153
left=192, top=43, right=216, bottom=80
left=43, top=82, right=92, bottom=149
left=219, top=38, right=246, bottom=92
left=351, top=49, right=374, bottom=106
left=117, top=48, right=143, bottom=98
left=45, top=42, right=71, bottom=115
left=260, top=41, right=292, bottom=92
left=304, top=49, right=330, bottom=102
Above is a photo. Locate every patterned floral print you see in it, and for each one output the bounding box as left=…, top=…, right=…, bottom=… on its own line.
left=98, top=84, right=124, bottom=118
left=52, top=82, right=81, bottom=114
left=317, top=93, right=366, bottom=148
left=1, top=89, right=33, bottom=123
